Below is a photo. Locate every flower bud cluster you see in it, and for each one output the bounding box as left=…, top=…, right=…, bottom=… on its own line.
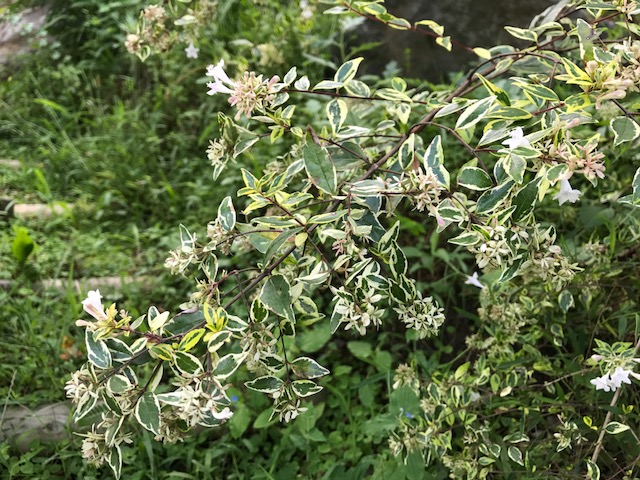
left=407, top=168, right=444, bottom=212
left=395, top=292, right=445, bottom=339
left=331, top=284, right=384, bottom=335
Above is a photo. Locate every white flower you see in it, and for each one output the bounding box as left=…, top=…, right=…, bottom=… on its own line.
left=609, top=367, right=632, bottom=389
left=212, top=406, right=233, bottom=420
left=502, top=127, right=531, bottom=150
left=553, top=178, right=582, bottom=205
left=185, top=42, right=199, bottom=59
left=590, top=373, right=612, bottom=392
left=206, top=60, right=236, bottom=96
left=81, top=290, right=107, bottom=321
left=464, top=271, right=485, bottom=289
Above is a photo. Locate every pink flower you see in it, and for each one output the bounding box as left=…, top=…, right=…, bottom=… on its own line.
left=81, top=290, right=107, bottom=321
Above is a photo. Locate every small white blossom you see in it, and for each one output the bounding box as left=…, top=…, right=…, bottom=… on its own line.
left=609, top=367, right=633, bottom=389
left=502, top=127, right=531, bottom=150
left=185, top=42, right=199, bottom=59
left=553, top=178, right=581, bottom=205
left=464, top=272, right=485, bottom=289
left=590, top=373, right=612, bottom=392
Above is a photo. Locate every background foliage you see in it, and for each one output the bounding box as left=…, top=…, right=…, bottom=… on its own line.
left=2, top=0, right=640, bottom=479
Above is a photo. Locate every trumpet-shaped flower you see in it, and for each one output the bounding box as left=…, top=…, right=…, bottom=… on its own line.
left=553, top=178, right=582, bottom=205
left=590, top=373, right=612, bottom=392
left=464, top=271, right=485, bottom=288
left=609, top=367, right=633, bottom=389
left=502, top=127, right=531, bottom=150
left=206, top=60, right=235, bottom=96
left=81, top=290, right=107, bottom=321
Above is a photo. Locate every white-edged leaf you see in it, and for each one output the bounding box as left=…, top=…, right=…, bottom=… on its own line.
left=326, top=99, right=348, bottom=134
left=290, top=356, right=330, bottom=379
left=86, top=330, right=112, bottom=369
left=214, top=352, right=246, bottom=379
left=303, top=143, right=337, bottom=195
left=610, top=116, right=640, bottom=146
left=455, top=96, right=496, bottom=130
left=334, top=57, right=363, bottom=83
left=245, top=375, right=284, bottom=393
left=507, top=446, right=524, bottom=466
left=604, top=421, right=631, bottom=434
left=135, top=392, right=161, bottom=435
left=292, top=379, right=323, bottom=397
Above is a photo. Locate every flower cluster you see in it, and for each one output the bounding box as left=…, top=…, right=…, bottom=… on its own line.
left=331, top=284, right=384, bottom=335
left=407, top=167, right=444, bottom=212
left=75, top=290, right=131, bottom=339
left=590, top=366, right=637, bottom=392
left=395, top=292, right=445, bottom=339
left=206, top=60, right=280, bottom=119
left=125, top=4, right=170, bottom=57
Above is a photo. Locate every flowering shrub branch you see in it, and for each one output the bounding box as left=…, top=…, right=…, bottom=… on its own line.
left=69, top=0, right=640, bottom=478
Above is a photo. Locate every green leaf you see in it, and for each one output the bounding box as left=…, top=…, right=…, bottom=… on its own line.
left=303, top=143, right=337, bottom=195
left=308, top=210, right=347, bottom=224
left=291, top=379, right=323, bottom=397
left=233, top=135, right=259, bottom=159
left=214, top=352, right=246, bottom=379
left=207, top=330, right=232, bottom=353
left=514, top=82, right=559, bottom=103
left=558, top=290, right=574, bottom=313
left=435, top=35, right=452, bottom=51
left=512, top=177, right=541, bottom=221
left=604, top=421, right=631, bottom=434
left=245, top=375, right=284, bottom=394
left=345, top=79, right=371, bottom=97
left=107, top=445, right=122, bottom=480
left=398, top=133, right=415, bottom=169
left=455, top=96, right=496, bottom=130
left=405, top=450, right=426, bottom=480
left=507, top=446, right=524, bottom=466
left=86, top=330, right=112, bottom=369
left=218, top=196, right=236, bottom=232
left=107, top=375, right=132, bottom=394
left=610, top=117, right=640, bottom=146
left=260, top=275, right=295, bottom=320
left=476, top=73, right=511, bottom=106
left=505, top=25, right=538, bottom=42
left=264, top=228, right=302, bottom=265
left=347, top=341, right=373, bottom=360
left=174, top=351, right=204, bottom=376
left=313, top=80, right=344, bottom=90
left=290, top=357, right=330, bottom=379
left=178, top=328, right=205, bottom=352
left=476, top=180, right=515, bottom=214
left=135, top=392, right=161, bottom=435
left=326, top=99, right=348, bottom=134
left=11, top=226, right=35, bottom=263
left=74, top=392, right=98, bottom=421
left=448, top=231, right=481, bottom=246
left=458, top=166, right=493, bottom=190
left=504, top=154, right=527, bottom=184
left=334, top=57, right=363, bottom=83
left=586, top=459, right=600, bottom=480
left=576, top=18, right=595, bottom=61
